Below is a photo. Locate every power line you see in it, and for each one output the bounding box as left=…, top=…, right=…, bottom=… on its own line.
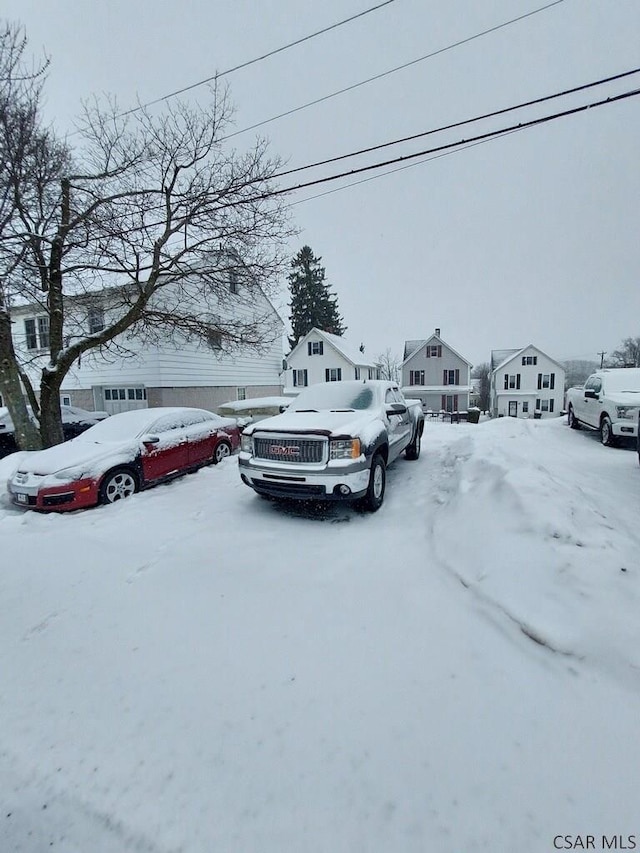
left=118, top=0, right=397, bottom=117
left=88, top=83, right=640, bottom=237
left=271, top=67, right=640, bottom=181
left=221, top=86, right=640, bottom=208
left=221, top=0, right=568, bottom=142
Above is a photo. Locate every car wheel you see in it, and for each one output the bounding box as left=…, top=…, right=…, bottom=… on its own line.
left=360, top=453, right=386, bottom=512
left=405, top=429, right=421, bottom=460
left=600, top=415, right=616, bottom=447
left=99, top=468, right=138, bottom=504
left=568, top=406, right=580, bottom=429
left=213, top=440, right=232, bottom=464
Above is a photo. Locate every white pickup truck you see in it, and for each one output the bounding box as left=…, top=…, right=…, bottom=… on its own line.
left=565, top=368, right=640, bottom=446
left=238, top=380, right=424, bottom=511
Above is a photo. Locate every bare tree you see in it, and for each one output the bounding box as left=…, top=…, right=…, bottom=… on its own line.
left=471, top=362, right=491, bottom=412
left=1, top=25, right=294, bottom=449
left=0, top=22, right=54, bottom=449
left=375, top=348, right=401, bottom=383
left=606, top=337, right=640, bottom=368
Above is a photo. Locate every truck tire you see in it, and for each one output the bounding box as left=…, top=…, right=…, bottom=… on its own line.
left=405, top=427, right=421, bottom=460
left=567, top=406, right=580, bottom=430
left=600, top=415, right=616, bottom=447
left=360, top=453, right=386, bottom=512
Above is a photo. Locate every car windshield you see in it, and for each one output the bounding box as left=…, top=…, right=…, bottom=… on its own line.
left=289, top=383, right=378, bottom=412
left=77, top=410, right=162, bottom=442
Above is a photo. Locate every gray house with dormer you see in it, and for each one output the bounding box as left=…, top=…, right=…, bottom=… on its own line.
left=401, top=328, right=473, bottom=412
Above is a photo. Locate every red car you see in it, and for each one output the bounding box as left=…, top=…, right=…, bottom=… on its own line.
left=7, top=407, right=240, bottom=511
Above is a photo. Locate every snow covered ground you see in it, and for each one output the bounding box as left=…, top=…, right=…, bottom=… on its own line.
left=1, top=416, right=639, bottom=853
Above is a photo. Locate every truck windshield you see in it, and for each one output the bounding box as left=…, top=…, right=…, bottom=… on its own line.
left=290, top=383, right=377, bottom=412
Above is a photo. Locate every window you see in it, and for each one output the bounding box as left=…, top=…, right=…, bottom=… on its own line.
left=426, top=345, right=442, bottom=358
left=537, top=372, right=555, bottom=390
left=410, top=370, right=425, bottom=386
left=237, top=387, right=246, bottom=400
left=443, top=369, right=460, bottom=386
left=522, top=401, right=529, bottom=413
left=88, top=307, right=105, bottom=334
left=229, top=270, right=238, bottom=294
left=535, top=399, right=555, bottom=413
left=207, top=329, right=222, bottom=350
left=504, top=373, right=521, bottom=390
left=105, top=387, right=146, bottom=401
left=25, top=316, right=50, bottom=350
left=522, top=355, right=537, bottom=366
left=308, top=341, right=324, bottom=356
left=293, top=369, right=308, bottom=387
left=325, top=368, right=342, bottom=382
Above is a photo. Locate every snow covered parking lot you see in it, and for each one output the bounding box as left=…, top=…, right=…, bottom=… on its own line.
left=1, top=416, right=639, bottom=853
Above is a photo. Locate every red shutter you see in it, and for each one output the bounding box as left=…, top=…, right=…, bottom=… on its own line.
left=455, top=369, right=460, bottom=385
left=441, top=394, right=446, bottom=410
left=437, top=345, right=442, bottom=358
left=454, top=394, right=458, bottom=411
left=443, top=369, right=448, bottom=385
left=426, top=347, right=430, bottom=358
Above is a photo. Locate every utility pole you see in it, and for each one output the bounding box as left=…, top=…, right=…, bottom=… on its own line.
left=597, top=350, right=607, bottom=368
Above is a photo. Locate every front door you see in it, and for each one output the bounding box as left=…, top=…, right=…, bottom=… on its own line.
left=508, top=401, right=518, bottom=418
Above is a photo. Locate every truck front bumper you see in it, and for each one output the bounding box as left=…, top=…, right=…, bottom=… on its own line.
left=238, top=453, right=371, bottom=501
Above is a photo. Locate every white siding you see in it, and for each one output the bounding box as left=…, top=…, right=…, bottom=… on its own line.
left=285, top=331, right=376, bottom=391
left=492, top=346, right=565, bottom=418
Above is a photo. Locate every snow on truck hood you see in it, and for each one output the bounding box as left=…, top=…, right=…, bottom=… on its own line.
left=246, top=409, right=379, bottom=437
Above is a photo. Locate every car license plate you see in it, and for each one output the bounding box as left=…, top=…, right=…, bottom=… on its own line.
left=16, top=493, right=28, bottom=504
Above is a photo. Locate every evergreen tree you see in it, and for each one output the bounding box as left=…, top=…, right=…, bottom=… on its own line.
left=288, top=246, right=346, bottom=349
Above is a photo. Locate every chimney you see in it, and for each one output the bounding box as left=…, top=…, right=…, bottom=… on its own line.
left=435, top=327, right=441, bottom=337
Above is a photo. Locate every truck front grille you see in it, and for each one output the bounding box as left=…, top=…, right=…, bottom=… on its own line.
left=253, top=435, right=326, bottom=464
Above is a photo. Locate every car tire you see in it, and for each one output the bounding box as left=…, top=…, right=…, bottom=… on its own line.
left=568, top=406, right=580, bottom=430
left=405, top=428, right=421, bottom=460
left=99, top=467, right=138, bottom=505
left=360, top=453, right=386, bottom=512
left=600, top=415, right=616, bottom=447
left=213, top=440, right=232, bottom=464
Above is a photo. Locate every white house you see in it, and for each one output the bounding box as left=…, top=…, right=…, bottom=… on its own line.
left=10, top=274, right=285, bottom=415
left=284, top=328, right=379, bottom=393
left=490, top=344, right=565, bottom=418
left=401, top=328, right=473, bottom=411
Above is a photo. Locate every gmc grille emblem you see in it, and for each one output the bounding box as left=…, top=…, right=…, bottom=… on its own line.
left=270, top=445, right=300, bottom=456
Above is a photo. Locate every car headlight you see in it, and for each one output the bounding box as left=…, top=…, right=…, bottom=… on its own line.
left=329, top=438, right=361, bottom=460
left=241, top=434, right=253, bottom=453
left=616, top=406, right=635, bottom=419
left=53, top=468, right=85, bottom=482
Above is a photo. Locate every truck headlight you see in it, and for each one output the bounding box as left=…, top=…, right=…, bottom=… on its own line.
left=240, top=434, right=253, bottom=453
left=329, top=438, right=361, bottom=460
left=616, top=406, right=635, bottom=419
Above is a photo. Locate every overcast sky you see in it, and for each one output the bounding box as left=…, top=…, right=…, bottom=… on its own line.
left=4, top=0, right=639, bottom=367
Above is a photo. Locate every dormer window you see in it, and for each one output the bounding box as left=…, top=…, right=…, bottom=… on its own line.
left=426, top=344, right=442, bottom=358
left=88, top=307, right=105, bottom=334
left=308, top=341, right=323, bottom=356
left=24, top=316, right=49, bottom=351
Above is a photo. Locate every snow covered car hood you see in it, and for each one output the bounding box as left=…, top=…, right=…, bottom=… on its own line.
left=603, top=391, right=640, bottom=406
left=245, top=409, right=380, bottom=438
left=13, top=437, right=137, bottom=477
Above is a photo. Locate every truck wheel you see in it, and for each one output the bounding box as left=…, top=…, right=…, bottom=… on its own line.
left=567, top=406, right=580, bottom=430
left=600, top=415, right=616, bottom=447
left=405, top=429, right=421, bottom=460
left=361, top=453, right=386, bottom=512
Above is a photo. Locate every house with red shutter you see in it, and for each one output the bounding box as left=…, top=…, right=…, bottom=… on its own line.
left=401, top=328, right=472, bottom=412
